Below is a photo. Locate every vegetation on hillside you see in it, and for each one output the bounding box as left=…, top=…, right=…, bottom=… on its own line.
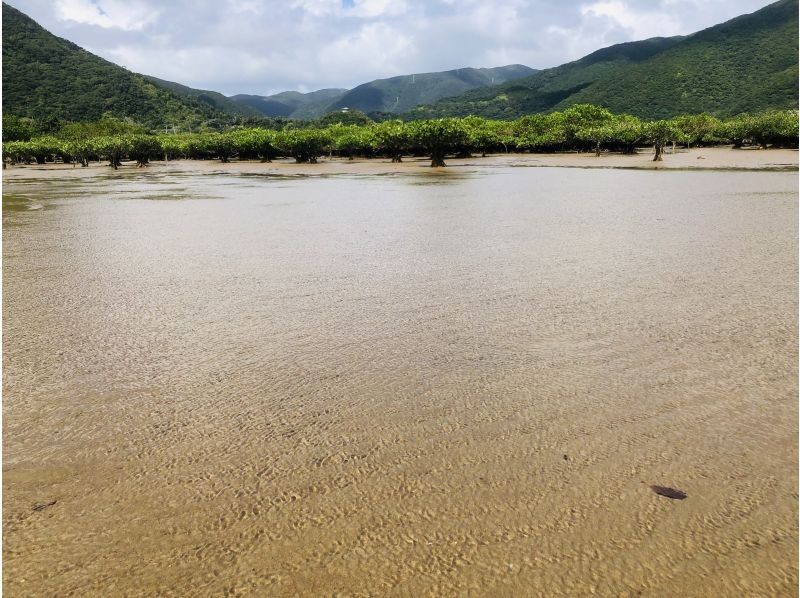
left=326, top=65, right=537, bottom=115
left=4, top=107, right=796, bottom=170
left=410, top=0, right=798, bottom=120
left=229, top=66, right=536, bottom=119
left=3, top=0, right=796, bottom=131
left=2, top=3, right=228, bottom=130
left=142, top=76, right=260, bottom=118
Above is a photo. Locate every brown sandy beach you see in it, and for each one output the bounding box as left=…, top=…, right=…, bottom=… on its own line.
left=3, top=157, right=797, bottom=596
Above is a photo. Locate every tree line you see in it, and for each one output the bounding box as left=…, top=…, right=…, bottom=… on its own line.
left=3, top=105, right=797, bottom=169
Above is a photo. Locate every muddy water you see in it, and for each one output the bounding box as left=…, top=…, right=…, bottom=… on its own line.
left=3, top=164, right=797, bottom=596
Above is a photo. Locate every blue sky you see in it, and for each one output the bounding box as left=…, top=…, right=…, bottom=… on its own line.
left=6, top=0, right=777, bottom=96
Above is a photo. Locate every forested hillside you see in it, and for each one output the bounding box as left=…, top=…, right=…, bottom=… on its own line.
left=2, top=3, right=226, bottom=129
left=327, top=65, right=536, bottom=115
left=231, top=89, right=348, bottom=119
left=142, top=76, right=259, bottom=119
left=230, top=65, right=536, bottom=119
left=411, top=0, right=798, bottom=119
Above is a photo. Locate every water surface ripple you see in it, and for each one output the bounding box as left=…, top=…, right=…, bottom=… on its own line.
left=3, top=165, right=798, bottom=596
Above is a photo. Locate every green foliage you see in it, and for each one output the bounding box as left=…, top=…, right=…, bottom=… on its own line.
left=669, top=114, right=721, bottom=146
left=317, top=110, right=373, bottom=127
left=371, top=120, right=411, bottom=162
left=328, top=124, right=375, bottom=158
left=407, top=118, right=469, bottom=166
left=90, top=135, right=132, bottom=169
left=4, top=106, right=794, bottom=168
left=2, top=3, right=230, bottom=130
left=326, top=65, right=537, bottom=115
left=228, top=129, right=278, bottom=161
left=410, top=0, right=798, bottom=120
left=129, top=135, right=162, bottom=166
left=2, top=136, right=64, bottom=164
left=275, top=128, right=332, bottom=163
left=2, top=114, right=39, bottom=141
left=716, top=110, right=799, bottom=148
left=642, top=120, right=679, bottom=160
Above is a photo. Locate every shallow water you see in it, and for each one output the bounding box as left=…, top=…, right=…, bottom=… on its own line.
left=3, top=164, right=798, bottom=596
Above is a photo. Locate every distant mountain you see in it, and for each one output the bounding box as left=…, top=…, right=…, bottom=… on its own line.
left=1, top=2, right=228, bottom=129
left=229, top=65, right=536, bottom=119
left=143, top=76, right=260, bottom=118
left=411, top=0, right=798, bottom=119
left=329, top=65, right=536, bottom=114
left=3, top=0, right=796, bottom=128
left=231, top=89, right=348, bottom=119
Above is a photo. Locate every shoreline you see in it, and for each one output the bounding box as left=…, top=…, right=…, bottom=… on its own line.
left=2, top=147, right=797, bottom=180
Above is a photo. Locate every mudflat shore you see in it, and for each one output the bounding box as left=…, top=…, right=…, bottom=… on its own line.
left=3, top=147, right=797, bottom=180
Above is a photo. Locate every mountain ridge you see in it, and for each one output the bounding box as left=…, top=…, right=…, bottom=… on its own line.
left=409, top=0, right=798, bottom=119
left=1, top=2, right=230, bottom=128
left=227, top=65, right=537, bottom=119
left=2, top=0, right=797, bottom=127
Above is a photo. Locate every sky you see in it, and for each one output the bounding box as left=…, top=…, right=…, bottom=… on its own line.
left=6, top=0, right=777, bottom=96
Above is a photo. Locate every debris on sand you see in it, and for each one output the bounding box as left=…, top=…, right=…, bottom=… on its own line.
left=650, top=486, right=687, bottom=500
left=32, top=500, right=57, bottom=512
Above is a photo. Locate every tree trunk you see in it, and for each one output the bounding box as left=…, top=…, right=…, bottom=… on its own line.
left=653, top=142, right=663, bottom=162
left=430, top=151, right=446, bottom=167
left=595, top=140, right=601, bottom=157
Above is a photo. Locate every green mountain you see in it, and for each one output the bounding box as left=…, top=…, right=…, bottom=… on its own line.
left=230, top=65, right=536, bottom=119
left=329, top=65, right=536, bottom=114
left=231, top=88, right=348, bottom=119
left=411, top=0, right=798, bottom=119
left=1, top=2, right=230, bottom=129
left=142, top=76, right=260, bottom=118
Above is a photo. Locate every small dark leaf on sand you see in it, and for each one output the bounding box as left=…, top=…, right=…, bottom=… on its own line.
left=32, top=500, right=57, bottom=512
left=650, top=486, right=687, bottom=500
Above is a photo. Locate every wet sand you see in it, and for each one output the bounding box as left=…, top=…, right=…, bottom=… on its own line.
left=2, top=146, right=797, bottom=181
left=3, top=163, right=798, bottom=596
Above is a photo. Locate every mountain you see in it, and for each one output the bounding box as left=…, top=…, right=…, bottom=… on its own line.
left=231, top=89, right=348, bottom=119
left=329, top=65, right=536, bottom=114
left=1, top=3, right=233, bottom=129
left=230, top=65, right=537, bottom=119
left=411, top=0, right=798, bottom=119
left=142, top=76, right=260, bottom=118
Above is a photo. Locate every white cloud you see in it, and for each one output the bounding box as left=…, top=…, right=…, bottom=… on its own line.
left=55, top=0, right=158, bottom=31
left=580, top=1, right=683, bottom=39
left=8, top=0, right=778, bottom=95
left=349, top=0, right=408, bottom=18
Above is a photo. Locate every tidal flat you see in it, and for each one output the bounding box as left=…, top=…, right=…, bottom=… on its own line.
left=3, top=161, right=798, bottom=595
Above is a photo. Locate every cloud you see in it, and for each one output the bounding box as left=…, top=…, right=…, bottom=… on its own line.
left=581, top=1, right=684, bottom=39
left=8, top=0, right=777, bottom=95
left=54, top=0, right=158, bottom=31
